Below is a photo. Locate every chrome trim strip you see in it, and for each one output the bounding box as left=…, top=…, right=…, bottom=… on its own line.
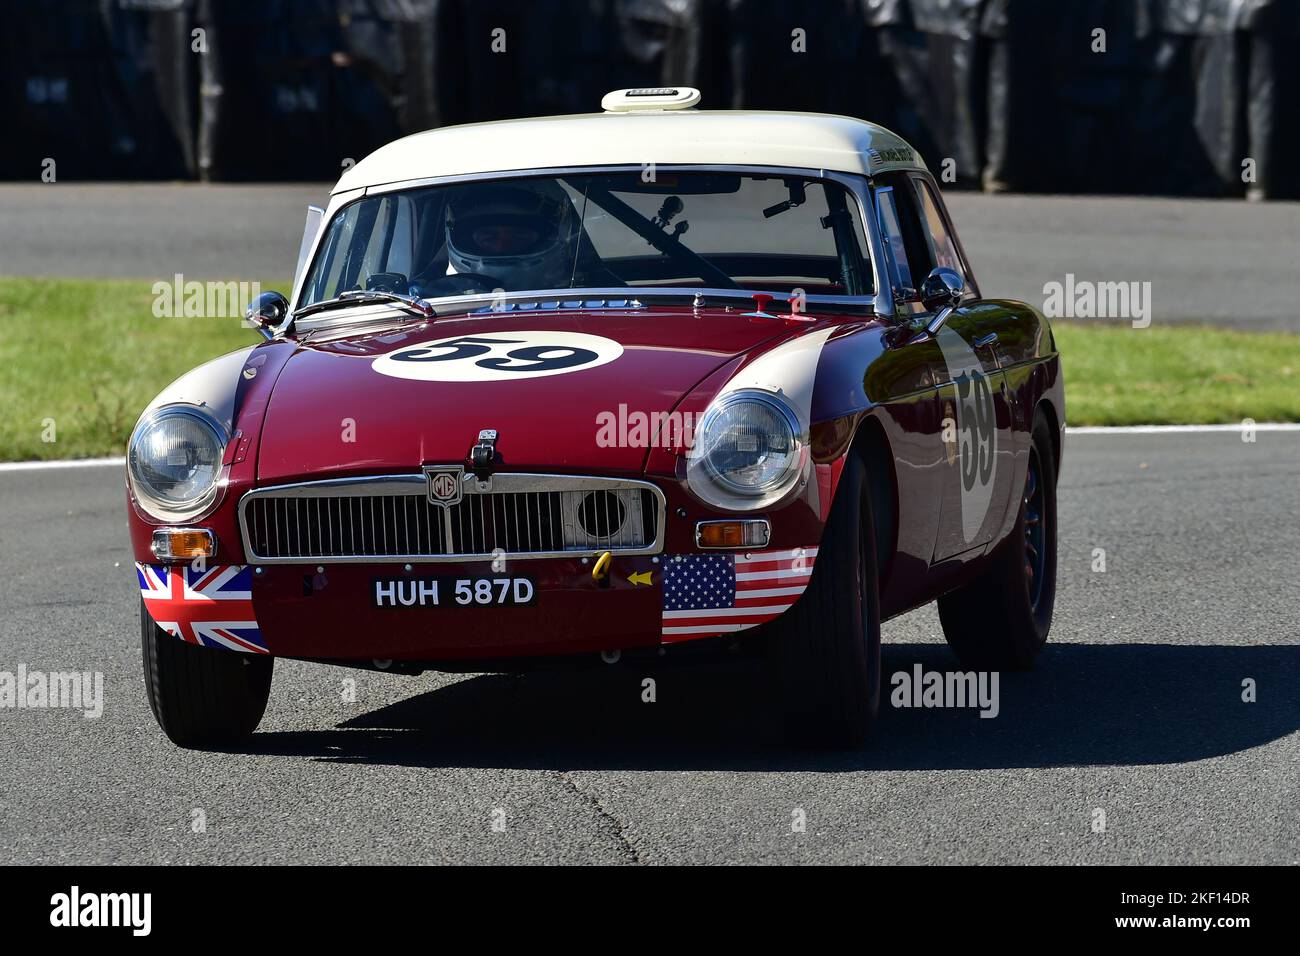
left=237, top=473, right=667, bottom=564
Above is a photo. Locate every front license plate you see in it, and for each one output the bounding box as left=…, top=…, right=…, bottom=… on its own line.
left=373, top=576, right=536, bottom=608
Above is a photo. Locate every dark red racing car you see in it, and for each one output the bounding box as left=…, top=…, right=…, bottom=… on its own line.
left=127, top=88, right=1064, bottom=749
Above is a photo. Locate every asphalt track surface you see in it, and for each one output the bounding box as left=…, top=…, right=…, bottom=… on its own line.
left=2, top=433, right=1296, bottom=864
left=1, top=184, right=1297, bottom=330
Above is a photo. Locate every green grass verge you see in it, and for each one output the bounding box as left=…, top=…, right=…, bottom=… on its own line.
left=1052, top=321, right=1300, bottom=426
left=1, top=278, right=1297, bottom=461
left=0, top=277, right=268, bottom=461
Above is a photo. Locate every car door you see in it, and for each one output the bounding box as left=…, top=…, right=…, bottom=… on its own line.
left=903, top=174, right=1019, bottom=562
left=867, top=177, right=951, bottom=608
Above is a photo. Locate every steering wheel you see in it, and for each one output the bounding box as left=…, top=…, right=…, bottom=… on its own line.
left=449, top=272, right=502, bottom=291
left=411, top=272, right=502, bottom=297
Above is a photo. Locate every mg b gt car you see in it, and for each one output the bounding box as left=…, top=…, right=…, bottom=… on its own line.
left=127, top=88, right=1064, bottom=748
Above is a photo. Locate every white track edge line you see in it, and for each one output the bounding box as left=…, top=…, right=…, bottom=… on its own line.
left=1065, top=424, right=1300, bottom=434
left=0, top=456, right=125, bottom=472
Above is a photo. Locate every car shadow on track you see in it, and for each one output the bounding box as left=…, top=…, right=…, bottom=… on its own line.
left=237, top=642, right=1299, bottom=772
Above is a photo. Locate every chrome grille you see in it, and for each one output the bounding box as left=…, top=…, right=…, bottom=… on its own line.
left=238, top=474, right=664, bottom=563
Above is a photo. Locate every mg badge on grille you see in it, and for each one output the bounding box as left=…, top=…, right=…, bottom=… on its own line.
left=423, top=465, right=465, bottom=507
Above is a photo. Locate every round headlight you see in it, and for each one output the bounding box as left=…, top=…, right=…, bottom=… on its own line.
left=688, top=391, right=804, bottom=508
left=128, top=406, right=227, bottom=519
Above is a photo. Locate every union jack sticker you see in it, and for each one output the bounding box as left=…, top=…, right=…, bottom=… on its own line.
left=136, top=563, right=268, bottom=654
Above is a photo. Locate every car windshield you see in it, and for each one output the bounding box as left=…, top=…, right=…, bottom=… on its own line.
left=299, top=171, right=874, bottom=308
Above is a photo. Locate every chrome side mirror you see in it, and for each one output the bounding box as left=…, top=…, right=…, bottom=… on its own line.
left=919, top=267, right=965, bottom=336
left=245, top=290, right=290, bottom=339
left=920, top=267, right=965, bottom=312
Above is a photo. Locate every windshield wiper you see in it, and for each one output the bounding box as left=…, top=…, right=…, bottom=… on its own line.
left=294, top=289, right=436, bottom=322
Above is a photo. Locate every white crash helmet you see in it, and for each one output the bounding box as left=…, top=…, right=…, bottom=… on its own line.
left=444, top=181, right=580, bottom=291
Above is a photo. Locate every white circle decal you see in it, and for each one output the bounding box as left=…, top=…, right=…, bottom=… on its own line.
left=372, top=331, right=623, bottom=382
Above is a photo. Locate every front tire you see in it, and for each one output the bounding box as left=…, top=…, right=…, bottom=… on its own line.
left=771, top=450, right=882, bottom=748
left=141, top=601, right=273, bottom=748
left=937, top=411, right=1058, bottom=669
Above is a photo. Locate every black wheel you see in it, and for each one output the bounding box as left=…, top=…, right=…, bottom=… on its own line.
left=770, top=449, right=882, bottom=748
left=141, top=601, right=273, bottom=748
left=937, top=411, right=1058, bottom=669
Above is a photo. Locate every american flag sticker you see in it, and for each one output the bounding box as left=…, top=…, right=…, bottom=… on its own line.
left=661, top=547, right=818, bottom=642
left=136, top=563, right=268, bottom=654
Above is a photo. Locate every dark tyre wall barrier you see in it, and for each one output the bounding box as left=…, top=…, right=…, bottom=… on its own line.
left=1, top=0, right=1296, bottom=196
left=0, top=0, right=196, bottom=180
left=981, top=0, right=1279, bottom=196
left=196, top=0, right=419, bottom=181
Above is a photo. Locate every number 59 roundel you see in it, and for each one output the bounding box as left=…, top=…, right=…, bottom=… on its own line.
left=371, top=331, right=624, bottom=382
left=936, top=325, right=999, bottom=546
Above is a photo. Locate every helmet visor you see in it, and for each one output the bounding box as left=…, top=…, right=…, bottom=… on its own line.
left=447, top=184, right=569, bottom=259
left=451, top=213, right=559, bottom=257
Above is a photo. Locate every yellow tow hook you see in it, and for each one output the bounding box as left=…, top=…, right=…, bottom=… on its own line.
left=592, top=551, right=613, bottom=588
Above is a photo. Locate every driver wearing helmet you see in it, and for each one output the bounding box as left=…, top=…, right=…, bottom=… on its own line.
left=434, top=180, right=622, bottom=294
left=446, top=181, right=575, bottom=291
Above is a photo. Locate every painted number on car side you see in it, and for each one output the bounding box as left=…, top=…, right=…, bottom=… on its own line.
left=936, top=325, right=999, bottom=545
left=955, top=368, right=995, bottom=493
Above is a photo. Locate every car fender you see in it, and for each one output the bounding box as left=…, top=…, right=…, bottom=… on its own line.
left=140, top=345, right=256, bottom=433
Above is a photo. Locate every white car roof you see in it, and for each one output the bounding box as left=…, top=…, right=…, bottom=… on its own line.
left=333, top=109, right=927, bottom=195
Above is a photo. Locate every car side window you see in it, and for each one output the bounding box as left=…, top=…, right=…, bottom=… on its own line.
left=307, top=205, right=360, bottom=302
left=874, top=186, right=914, bottom=292
left=911, top=179, right=964, bottom=277
left=874, top=174, right=934, bottom=302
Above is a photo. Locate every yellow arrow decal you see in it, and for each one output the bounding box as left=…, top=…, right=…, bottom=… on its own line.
left=628, top=571, right=653, bottom=586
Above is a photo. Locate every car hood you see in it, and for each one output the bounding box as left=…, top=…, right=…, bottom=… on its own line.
left=255, top=305, right=803, bottom=482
